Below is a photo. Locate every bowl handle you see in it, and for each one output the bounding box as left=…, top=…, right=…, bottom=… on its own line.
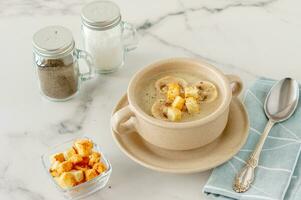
left=226, top=74, right=243, bottom=97
left=111, top=105, right=137, bottom=135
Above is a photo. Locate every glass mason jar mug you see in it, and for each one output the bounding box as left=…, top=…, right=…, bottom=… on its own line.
left=81, top=0, right=138, bottom=74
left=33, top=26, right=94, bottom=101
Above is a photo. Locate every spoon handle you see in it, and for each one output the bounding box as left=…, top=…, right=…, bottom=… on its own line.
left=233, top=120, right=274, bottom=193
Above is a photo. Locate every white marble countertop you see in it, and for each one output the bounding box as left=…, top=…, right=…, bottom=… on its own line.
left=1, top=0, right=301, bottom=199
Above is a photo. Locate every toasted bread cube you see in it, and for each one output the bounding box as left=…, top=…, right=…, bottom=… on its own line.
left=50, top=161, right=61, bottom=172
left=56, top=172, right=77, bottom=189
left=64, top=147, right=77, bottom=160
left=166, top=83, right=180, bottom=102
left=185, top=97, right=200, bottom=114
left=74, top=156, right=89, bottom=172
left=167, top=107, right=182, bottom=121
left=184, top=86, right=199, bottom=99
left=57, top=161, right=73, bottom=174
left=74, top=165, right=88, bottom=171
left=171, top=96, right=185, bottom=110
left=70, top=170, right=84, bottom=183
left=74, top=139, right=93, bottom=157
left=50, top=153, right=65, bottom=164
left=68, top=154, right=83, bottom=164
left=89, top=152, right=101, bottom=166
left=77, top=156, right=89, bottom=166
left=84, top=169, right=99, bottom=181
left=50, top=170, right=60, bottom=177
left=93, top=162, right=107, bottom=174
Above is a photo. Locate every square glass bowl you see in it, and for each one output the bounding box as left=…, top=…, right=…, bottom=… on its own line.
left=41, top=138, right=112, bottom=200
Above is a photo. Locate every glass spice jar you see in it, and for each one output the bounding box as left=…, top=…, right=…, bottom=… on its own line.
left=33, top=26, right=94, bottom=101
left=81, top=0, right=138, bottom=74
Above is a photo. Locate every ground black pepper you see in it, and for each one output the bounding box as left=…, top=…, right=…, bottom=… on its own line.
left=37, top=57, right=78, bottom=99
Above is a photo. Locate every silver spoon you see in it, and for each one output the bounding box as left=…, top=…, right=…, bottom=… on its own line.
left=233, top=78, right=299, bottom=193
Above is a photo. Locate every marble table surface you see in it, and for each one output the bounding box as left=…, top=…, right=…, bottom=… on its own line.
left=1, top=0, right=301, bottom=199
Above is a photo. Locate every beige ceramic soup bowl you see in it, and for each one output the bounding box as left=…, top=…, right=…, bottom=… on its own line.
left=111, top=58, right=242, bottom=150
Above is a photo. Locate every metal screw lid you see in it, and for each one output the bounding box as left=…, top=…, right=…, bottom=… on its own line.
left=81, top=1, right=121, bottom=30
left=32, top=26, right=75, bottom=58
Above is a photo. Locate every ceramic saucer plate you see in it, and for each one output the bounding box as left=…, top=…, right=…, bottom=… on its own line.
left=111, top=95, right=249, bottom=174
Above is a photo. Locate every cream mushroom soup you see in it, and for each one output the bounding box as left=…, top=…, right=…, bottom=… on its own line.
left=136, top=71, right=222, bottom=122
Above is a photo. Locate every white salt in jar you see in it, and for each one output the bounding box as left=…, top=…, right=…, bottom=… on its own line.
left=81, top=0, right=138, bottom=74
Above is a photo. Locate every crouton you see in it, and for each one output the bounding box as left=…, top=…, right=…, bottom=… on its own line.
left=84, top=169, right=98, bottom=181
left=93, top=162, right=107, bottom=174
left=167, top=107, right=182, bottom=121
left=73, top=139, right=93, bottom=157
left=50, top=153, right=65, bottom=164
left=171, top=96, right=185, bottom=110
left=57, top=161, right=73, bottom=174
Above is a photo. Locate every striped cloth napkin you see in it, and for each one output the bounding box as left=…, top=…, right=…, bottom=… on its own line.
left=203, top=78, right=301, bottom=200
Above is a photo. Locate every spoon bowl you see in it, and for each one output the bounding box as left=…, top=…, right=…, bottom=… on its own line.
left=265, top=78, right=299, bottom=122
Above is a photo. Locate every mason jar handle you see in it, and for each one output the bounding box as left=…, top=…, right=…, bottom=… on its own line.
left=122, top=21, right=138, bottom=52
left=75, top=49, right=95, bottom=81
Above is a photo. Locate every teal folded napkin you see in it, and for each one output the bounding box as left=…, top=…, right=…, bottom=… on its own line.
left=203, top=78, right=301, bottom=200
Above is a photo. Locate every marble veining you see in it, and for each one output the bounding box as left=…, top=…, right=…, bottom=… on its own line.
left=136, top=0, right=277, bottom=31
left=1, top=0, right=301, bottom=199
left=55, top=96, right=93, bottom=135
